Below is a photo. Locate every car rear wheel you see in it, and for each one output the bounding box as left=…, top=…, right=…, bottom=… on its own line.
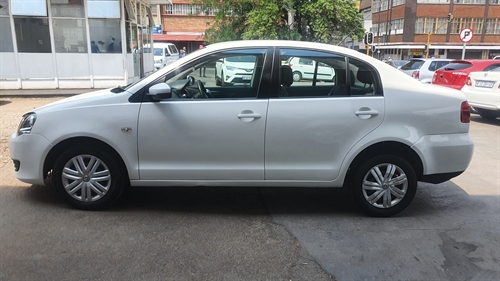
left=476, top=108, right=500, bottom=120
left=52, top=145, right=126, bottom=210
left=351, top=155, right=417, bottom=217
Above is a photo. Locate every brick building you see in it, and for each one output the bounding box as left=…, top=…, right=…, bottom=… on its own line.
left=370, top=0, right=500, bottom=60
left=151, top=0, right=214, bottom=54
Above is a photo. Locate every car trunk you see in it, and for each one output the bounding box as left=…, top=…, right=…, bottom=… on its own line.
left=433, top=61, right=472, bottom=89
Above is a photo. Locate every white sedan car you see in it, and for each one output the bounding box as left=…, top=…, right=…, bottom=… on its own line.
left=9, top=40, right=474, bottom=217
left=461, top=66, right=500, bottom=120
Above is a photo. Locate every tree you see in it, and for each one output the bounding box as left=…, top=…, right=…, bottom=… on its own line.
left=195, top=0, right=365, bottom=45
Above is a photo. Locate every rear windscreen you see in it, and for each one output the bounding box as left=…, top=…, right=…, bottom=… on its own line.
left=440, top=62, right=472, bottom=71
left=400, top=60, right=424, bottom=70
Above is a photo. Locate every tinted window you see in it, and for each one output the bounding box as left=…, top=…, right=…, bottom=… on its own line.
left=436, top=61, right=450, bottom=69
left=401, top=60, right=424, bottom=70
left=483, top=64, right=500, bottom=72
left=428, top=61, right=437, bottom=71
left=441, top=62, right=472, bottom=71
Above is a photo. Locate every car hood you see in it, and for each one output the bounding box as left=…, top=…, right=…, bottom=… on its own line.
left=32, top=88, right=132, bottom=115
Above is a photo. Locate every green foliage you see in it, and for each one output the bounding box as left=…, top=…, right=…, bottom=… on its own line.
left=194, top=0, right=365, bottom=44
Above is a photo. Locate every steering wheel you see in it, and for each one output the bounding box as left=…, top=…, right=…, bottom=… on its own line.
left=197, top=80, right=209, bottom=98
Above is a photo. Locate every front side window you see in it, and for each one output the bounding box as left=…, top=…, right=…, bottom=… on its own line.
left=159, top=48, right=267, bottom=99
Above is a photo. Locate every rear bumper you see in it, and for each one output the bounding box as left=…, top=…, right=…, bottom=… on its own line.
left=412, top=133, right=474, bottom=181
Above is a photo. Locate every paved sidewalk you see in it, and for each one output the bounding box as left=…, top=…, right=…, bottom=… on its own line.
left=0, top=88, right=104, bottom=97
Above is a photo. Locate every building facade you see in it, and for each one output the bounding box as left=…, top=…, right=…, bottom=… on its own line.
left=151, top=0, right=214, bottom=54
left=0, top=0, right=161, bottom=90
left=370, top=0, right=500, bottom=60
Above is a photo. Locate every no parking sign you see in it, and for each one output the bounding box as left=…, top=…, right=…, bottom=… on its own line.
left=459, top=28, right=473, bottom=43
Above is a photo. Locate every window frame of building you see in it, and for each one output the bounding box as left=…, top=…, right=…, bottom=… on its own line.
left=450, top=18, right=484, bottom=34
left=0, top=17, right=14, bottom=52
left=87, top=0, right=120, bottom=19
left=417, top=0, right=451, bottom=3
left=415, top=18, right=448, bottom=34
left=393, top=0, right=406, bottom=6
left=485, top=18, right=500, bottom=34
left=453, top=0, right=486, bottom=4
left=11, top=0, right=47, bottom=16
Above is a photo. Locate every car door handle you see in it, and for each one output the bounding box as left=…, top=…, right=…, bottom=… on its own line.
left=355, top=107, right=379, bottom=119
left=237, top=111, right=261, bottom=122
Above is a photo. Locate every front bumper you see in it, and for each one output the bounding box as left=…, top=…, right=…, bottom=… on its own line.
left=9, top=132, right=53, bottom=186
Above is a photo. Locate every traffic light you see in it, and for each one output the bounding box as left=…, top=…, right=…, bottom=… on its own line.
left=447, top=13, right=453, bottom=22
left=367, top=32, right=374, bottom=45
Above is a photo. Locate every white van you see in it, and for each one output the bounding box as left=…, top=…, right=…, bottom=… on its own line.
left=153, top=43, right=179, bottom=70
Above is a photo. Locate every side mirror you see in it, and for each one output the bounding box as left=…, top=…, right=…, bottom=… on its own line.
left=166, top=53, right=171, bottom=57
left=147, top=83, right=172, bottom=101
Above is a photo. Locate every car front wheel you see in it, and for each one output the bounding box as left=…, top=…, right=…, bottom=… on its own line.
left=52, top=145, right=126, bottom=210
left=292, top=71, right=302, bottom=82
left=351, top=155, right=417, bottom=217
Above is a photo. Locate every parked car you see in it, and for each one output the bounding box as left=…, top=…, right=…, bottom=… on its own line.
left=461, top=65, right=500, bottom=120
left=399, top=58, right=451, bottom=83
left=286, top=56, right=335, bottom=82
left=9, top=40, right=474, bottom=217
left=215, top=55, right=255, bottom=86
left=432, top=60, right=500, bottom=90
left=494, top=56, right=500, bottom=60
left=386, top=60, right=408, bottom=69
left=153, top=42, right=179, bottom=70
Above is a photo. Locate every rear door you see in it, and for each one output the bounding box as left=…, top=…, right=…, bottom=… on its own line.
left=265, top=48, right=385, bottom=181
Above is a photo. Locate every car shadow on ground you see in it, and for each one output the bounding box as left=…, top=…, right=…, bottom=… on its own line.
left=0, top=99, right=12, bottom=106
left=470, top=114, right=500, bottom=125
left=19, top=178, right=485, bottom=218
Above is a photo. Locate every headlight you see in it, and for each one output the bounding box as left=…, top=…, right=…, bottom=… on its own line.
left=225, top=66, right=236, bottom=71
left=17, top=113, right=37, bottom=136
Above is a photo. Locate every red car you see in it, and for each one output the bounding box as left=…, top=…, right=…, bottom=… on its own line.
left=432, top=60, right=500, bottom=90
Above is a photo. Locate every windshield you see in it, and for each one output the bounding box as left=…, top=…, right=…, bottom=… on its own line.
left=400, top=60, right=424, bottom=70
left=154, top=48, right=163, bottom=56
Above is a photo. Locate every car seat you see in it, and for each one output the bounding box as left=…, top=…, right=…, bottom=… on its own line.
left=280, top=65, right=294, bottom=96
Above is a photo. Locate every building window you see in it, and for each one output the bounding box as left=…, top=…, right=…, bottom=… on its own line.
left=393, top=0, right=406, bottom=6
left=415, top=18, right=448, bottom=34
left=53, top=19, right=88, bottom=53
left=87, top=0, right=120, bottom=19
left=165, top=4, right=215, bottom=15
left=417, top=0, right=451, bottom=3
left=380, top=0, right=389, bottom=11
left=11, top=0, right=47, bottom=16
left=391, top=18, right=404, bottom=34
left=0, top=17, right=14, bottom=52
left=450, top=18, right=484, bottom=34
left=485, top=18, right=500, bottom=34
left=489, top=0, right=500, bottom=4
left=454, top=0, right=486, bottom=4
left=88, top=19, right=121, bottom=53
left=0, top=0, right=9, bottom=16
left=51, top=0, right=85, bottom=18
left=14, top=17, right=52, bottom=53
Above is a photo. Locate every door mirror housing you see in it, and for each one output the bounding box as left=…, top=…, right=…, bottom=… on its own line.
left=147, top=83, right=172, bottom=100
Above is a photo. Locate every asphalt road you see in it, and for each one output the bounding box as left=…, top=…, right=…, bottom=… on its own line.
left=0, top=97, right=498, bottom=281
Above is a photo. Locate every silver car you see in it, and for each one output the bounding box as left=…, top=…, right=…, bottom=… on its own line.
left=9, top=40, right=474, bottom=217
left=400, top=58, right=451, bottom=83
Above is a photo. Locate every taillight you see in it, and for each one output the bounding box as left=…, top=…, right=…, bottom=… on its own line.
left=412, top=70, right=419, bottom=79
left=465, top=76, right=472, bottom=86
left=461, top=101, right=471, bottom=123
left=288, top=63, right=293, bottom=67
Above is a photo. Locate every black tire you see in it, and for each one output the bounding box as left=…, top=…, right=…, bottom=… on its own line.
left=351, top=155, right=417, bottom=217
left=292, top=71, right=302, bottom=82
left=52, top=145, right=126, bottom=210
left=476, top=108, right=500, bottom=120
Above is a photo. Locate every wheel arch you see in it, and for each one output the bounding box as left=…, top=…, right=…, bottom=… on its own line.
left=345, top=141, right=424, bottom=186
left=43, top=137, right=129, bottom=181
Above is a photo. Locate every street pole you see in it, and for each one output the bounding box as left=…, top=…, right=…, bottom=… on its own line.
left=462, top=43, right=466, bottom=59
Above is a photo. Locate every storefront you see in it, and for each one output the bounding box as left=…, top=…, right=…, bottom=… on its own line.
left=0, top=0, right=158, bottom=89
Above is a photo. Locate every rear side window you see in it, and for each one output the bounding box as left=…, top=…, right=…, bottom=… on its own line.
left=436, top=61, right=450, bottom=69
left=483, top=64, right=500, bottom=72
left=441, top=62, right=472, bottom=71
left=401, top=60, right=424, bottom=70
